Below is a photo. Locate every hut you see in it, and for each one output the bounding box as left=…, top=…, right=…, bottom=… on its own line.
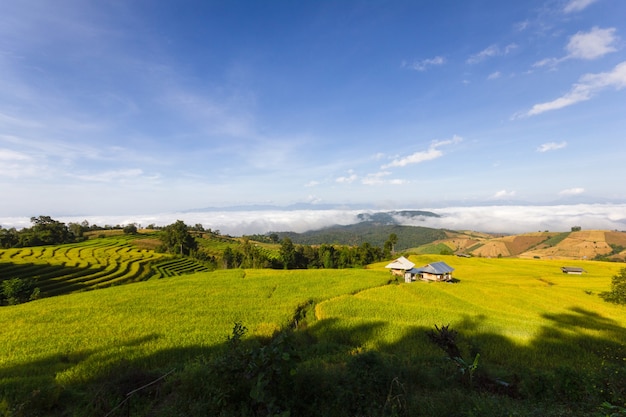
left=410, top=261, right=455, bottom=282
left=561, top=266, right=586, bottom=274
left=385, top=256, right=416, bottom=283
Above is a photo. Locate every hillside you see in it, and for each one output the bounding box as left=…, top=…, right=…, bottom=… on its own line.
left=409, top=229, right=626, bottom=261
left=1, top=257, right=625, bottom=416
left=276, top=222, right=448, bottom=249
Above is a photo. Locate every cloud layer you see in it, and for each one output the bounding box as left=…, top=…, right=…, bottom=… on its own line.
left=2, top=204, right=624, bottom=236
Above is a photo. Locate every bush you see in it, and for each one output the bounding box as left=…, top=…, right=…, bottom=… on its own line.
left=600, top=268, right=626, bottom=304
left=1, top=277, right=40, bottom=305
left=180, top=323, right=298, bottom=416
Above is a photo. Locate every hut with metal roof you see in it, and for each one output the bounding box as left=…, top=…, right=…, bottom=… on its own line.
left=409, top=261, right=455, bottom=282
left=561, top=266, right=586, bottom=274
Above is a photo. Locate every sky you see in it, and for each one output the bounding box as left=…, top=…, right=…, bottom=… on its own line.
left=1, top=0, right=626, bottom=231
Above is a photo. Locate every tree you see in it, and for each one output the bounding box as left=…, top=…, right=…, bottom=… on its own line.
left=123, top=223, right=138, bottom=234
left=0, top=226, right=18, bottom=248
left=600, top=267, right=626, bottom=304
left=223, top=247, right=236, bottom=269
left=161, top=220, right=198, bottom=256
left=280, top=238, right=296, bottom=269
left=388, top=233, right=398, bottom=254
left=1, top=277, right=39, bottom=305
left=24, top=216, right=72, bottom=246
left=319, top=244, right=336, bottom=269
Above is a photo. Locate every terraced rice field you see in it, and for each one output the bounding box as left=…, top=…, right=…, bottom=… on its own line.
left=0, top=236, right=214, bottom=297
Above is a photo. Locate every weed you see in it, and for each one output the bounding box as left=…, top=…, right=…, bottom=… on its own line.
left=427, top=324, right=480, bottom=387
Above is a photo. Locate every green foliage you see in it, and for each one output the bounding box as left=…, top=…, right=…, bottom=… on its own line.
left=182, top=323, right=298, bottom=416
left=543, top=232, right=571, bottom=247
left=599, top=402, right=626, bottom=417
left=280, top=237, right=296, bottom=269
left=595, top=244, right=626, bottom=261
left=277, top=223, right=447, bottom=251
left=123, top=223, right=138, bottom=234
left=1, top=277, right=39, bottom=305
left=414, top=243, right=454, bottom=255
left=600, top=268, right=626, bottom=304
left=160, top=220, right=198, bottom=256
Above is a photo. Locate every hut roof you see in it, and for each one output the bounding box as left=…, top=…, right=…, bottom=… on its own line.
left=561, top=266, right=586, bottom=273
left=411, top=261, right=454, bottom=275
left=385, top=256, right=415, bottom=270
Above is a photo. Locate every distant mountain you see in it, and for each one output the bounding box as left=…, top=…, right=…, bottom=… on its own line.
left=356, top=210, right=440, bottom=224
left=276, top=222, right=447, bottom=250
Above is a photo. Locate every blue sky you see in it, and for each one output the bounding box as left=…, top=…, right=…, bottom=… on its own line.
left=1, top=0, right=625, bottom=218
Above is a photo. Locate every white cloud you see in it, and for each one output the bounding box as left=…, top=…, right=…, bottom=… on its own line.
left=533, top=57, right=562, bottom=68
left=418, top=204, right=626, bottom=234
left=305, top=180, right=320, bottom=187
left=488, top=71, right=501, bottom=80
left=563, top=0, right=600, bottom=13
left=0, top=147, right=46, bottom=178
left=467, top=45, right=499, bottom=64
left=559, top=187, right=585, bottom=196
left=384, top=148, right=442, bottom=168
left=533, top=27, right=618, bottom=68
left=493, top=189, right=516, bottom=199
left=432, top=135, right=463, bottom=148
left=467, top=44, right=517, bottom=64
left=521, top=61, right=626, bottom=117
left=566, top=27, right=618, bottom=60
left=404, top=56, right=446, bottom=71
left=537, top=141, right=567, bottom=152
left=305, top=195, right=322, bottom=204
left=382, top=135, right=462, bottom=169
left=362, top=171, right=390, bottom=185
left=361, top=171, right=406, bottom=186
left=0, top=148, right=31, bottom=161
left=335, top=171, right=358, bottom=184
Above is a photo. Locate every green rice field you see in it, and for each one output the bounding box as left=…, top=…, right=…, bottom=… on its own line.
left=1, top=253, right=625, bottom=416
left=0, top=236, right=212, bottom=297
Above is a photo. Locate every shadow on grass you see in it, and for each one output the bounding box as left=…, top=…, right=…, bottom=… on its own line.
left=0, top=262, right=99, bottom=296
left=2, top=307, right=626, bottom=416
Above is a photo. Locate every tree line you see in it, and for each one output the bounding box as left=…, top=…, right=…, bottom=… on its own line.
left=0, top=217, right=399, bottom=271
left=157, top=221, right=399, bottom=270
left=0, top=216, right=140, bottom=248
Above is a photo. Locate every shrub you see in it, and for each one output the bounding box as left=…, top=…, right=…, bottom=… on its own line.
left=600, top=268, right=626, bottom=304
left=1, top=277, right=40, bottom=305
left=188, top=323, right=298, bottom=416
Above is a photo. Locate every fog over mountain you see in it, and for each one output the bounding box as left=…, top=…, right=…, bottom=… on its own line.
left=2, top=204, right=625, bottom=236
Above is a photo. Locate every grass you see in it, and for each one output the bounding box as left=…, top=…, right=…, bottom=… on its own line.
left=1, top=253, right=625, bottom=415
left=0, top=269, right=390, bottom=403
left=0, top=235, right=214, bottom=298
left=320, top=256, right=626, bottom=367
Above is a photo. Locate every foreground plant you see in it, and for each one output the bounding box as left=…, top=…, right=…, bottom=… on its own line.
left=427, top=324, right=480, bottom=386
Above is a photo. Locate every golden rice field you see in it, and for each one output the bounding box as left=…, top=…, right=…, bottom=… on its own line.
left=0, top=253, right=625, bottom=416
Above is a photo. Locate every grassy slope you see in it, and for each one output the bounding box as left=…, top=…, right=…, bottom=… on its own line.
left=0, top=269, right=390, bottom=400
left=1, top=256, right=625, bottom=415
left=319, top=255, right=626, bottom=369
